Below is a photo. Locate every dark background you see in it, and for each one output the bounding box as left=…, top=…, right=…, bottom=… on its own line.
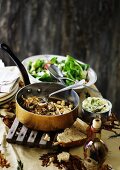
left=0, top=0, right=120, bottom=113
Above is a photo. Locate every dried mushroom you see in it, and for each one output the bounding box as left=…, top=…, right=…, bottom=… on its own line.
left=22, top=96, right=74, bottom=116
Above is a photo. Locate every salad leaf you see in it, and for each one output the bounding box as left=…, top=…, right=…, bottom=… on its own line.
left=61, top=55, right=90, bottom=85
left=39, top=72, right=53, bottom=81
left=28, top=59, right=44, bottom=73
left=28, top=59, right=54, bottom=82
left=50, top=57, right=58, bottom=64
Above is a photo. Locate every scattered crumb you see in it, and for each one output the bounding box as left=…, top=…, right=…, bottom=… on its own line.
left=57, top=152, right=70, bottom=162
left=43, top=134, right=50, bottom=141
left=39, top=152, right=84, bottom=170
left=39, top=152, right=114, bottom=170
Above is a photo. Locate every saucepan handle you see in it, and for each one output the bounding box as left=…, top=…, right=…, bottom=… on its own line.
left=0, top=43, right=30, bottom=85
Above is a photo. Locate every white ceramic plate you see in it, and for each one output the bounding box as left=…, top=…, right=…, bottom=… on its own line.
left=0, top=83, right=19, bottom=103
left=0, top=95, right=15, bottom=105
left=0, top=82, right=19, bottom=99
left=22, top=55, right=97, bottom=90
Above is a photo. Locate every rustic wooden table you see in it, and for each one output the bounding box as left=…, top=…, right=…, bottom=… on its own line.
left=0, top=84, right=120, bottom=170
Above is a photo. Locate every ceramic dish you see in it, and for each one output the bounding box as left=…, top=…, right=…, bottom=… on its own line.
left=22, top=55, right=97, bottom=90
left=0, top=94, right=16, bottom=105
left=0, top=83, right=19, bottom=105
left=82, top=97, right=112, bottom=123
left=0, top=82, right=19, bottom=99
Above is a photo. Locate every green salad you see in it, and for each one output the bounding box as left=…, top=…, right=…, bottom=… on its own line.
left=28, top=55, right=90, bottom=86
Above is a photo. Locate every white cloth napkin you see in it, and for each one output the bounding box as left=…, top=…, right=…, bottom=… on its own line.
left=0, top=59, right=5, bottom=67
left=0, top=67, right=20, bottom=93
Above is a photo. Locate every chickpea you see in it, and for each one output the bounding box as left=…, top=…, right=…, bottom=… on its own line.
left=69, top=104, right=73, bottom=109
left=61, top=100, right=65, bottom=106
left=57, top=101, right=61, bottom=104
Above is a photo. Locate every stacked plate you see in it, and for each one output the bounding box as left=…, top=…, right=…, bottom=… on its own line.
left=0, top=82, right=19, bottom=105
left=0, top=66, right=20, bottom=105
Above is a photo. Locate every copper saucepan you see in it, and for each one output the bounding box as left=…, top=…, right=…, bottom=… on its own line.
left=0, top=43, right=81, bottom=131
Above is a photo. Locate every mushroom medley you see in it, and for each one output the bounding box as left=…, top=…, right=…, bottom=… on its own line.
left=22, top=96, right=74, bottom=116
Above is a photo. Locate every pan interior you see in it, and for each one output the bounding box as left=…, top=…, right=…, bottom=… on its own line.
left=16, top=82, right=80, bottom=112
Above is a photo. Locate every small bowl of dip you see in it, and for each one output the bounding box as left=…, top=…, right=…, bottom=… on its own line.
left=82, top=97, right=112, bottom=124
